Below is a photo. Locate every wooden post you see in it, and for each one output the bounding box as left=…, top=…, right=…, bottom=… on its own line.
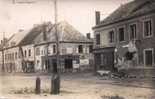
left=35, top=77, right=41, bottom=94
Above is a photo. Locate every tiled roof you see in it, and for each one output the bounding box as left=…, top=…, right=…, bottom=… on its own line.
left=6, top=21, right=92, bottom=48
left=98, top=0, right=155, bottom=27
left=34, top=21, right=93, bottom=45
left=5, top=30, right=30, bottom=47
left=19, top=22, right=53, bottom=46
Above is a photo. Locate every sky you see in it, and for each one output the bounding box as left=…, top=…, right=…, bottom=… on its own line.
left=0, top=0, right=133, bottom=40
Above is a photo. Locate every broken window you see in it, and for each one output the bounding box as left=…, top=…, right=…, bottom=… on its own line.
left=130, top=24, right=137, bottom=40
left=118, top=27, right=125, bottom=42
left=109, top=30, right=114, bottom=43
left=144, top=20, right=152, bottom=37
left=125, top=51, right=134, bottom=60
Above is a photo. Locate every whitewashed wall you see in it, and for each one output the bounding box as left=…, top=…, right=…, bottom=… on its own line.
left=3, top=47, right=21, bottom=72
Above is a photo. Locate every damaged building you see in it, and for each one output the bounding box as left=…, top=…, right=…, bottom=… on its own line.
left=93, top=0, right=155, bottom=77
left=0, top=21, right=93, bottom=73
left=34, top=21, right=93, bottom=72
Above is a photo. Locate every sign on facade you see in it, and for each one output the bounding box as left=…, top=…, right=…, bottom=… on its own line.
left=80, top=59, right=89, bottom=65
left=73, top=60, right=80, bottom=69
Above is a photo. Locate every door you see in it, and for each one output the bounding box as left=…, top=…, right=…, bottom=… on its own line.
left=144, top=49, right=153, bottom=66
left=52, top=59, right=57, bottom=73
left=65, top=59, right=73, bottom=69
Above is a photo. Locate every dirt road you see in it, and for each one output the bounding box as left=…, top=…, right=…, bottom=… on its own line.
left=0, top=72, right=155, bottom=99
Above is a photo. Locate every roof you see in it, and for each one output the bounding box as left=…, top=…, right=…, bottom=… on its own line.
left=34, top=21, right=93, bottom=45
left=5, top=21, right=92, bottom=48
left=5, top=30, right=30, bottom=48
left=19, top=22, right=52, bottom=46
left=5, top=22, right=52, bottom=48
left=94, top=0, right=155, bottom=28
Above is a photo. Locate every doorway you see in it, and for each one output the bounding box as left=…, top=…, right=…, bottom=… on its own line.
left=65, top=59, right=73, bottom=69
left=144, top=49, right=153, bottom=66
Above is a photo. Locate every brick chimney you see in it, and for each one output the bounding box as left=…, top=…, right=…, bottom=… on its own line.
left=86, top=33, right=91, bottom=39
left=95, top=11, right=100, bottom=25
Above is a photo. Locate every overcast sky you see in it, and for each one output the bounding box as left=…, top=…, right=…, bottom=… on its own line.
left=0, top=0, right=133, bottom=40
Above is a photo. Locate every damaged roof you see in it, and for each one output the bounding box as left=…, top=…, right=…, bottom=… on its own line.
left=19, top=22, right=53, bottom=46
left=6, top=22, right=52, bottom=48
left=5, top=30, right=30, bottom=48
left=95, top=0, right=155, bottom=28
left=6, top=21, right=92, bottom=48
left=35, top=21, right=92, bottom=45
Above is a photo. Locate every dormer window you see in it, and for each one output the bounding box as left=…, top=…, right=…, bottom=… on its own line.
left=10, top=42, right=16, bottom=47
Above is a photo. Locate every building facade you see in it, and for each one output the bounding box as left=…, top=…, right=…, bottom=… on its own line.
left=34, top=21, right=93, bottom=72
left=93, top=0, right=155, bottom=77
left=1, top=24, right=45, bottom=73
left=1, top=21, right=93, bottom=73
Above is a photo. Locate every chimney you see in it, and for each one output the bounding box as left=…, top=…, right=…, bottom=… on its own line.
left=86, top=33, right=91, bottom=39
left=95, top=11, right=100, bottom=25
left=18, top=29, right=24, bottom=32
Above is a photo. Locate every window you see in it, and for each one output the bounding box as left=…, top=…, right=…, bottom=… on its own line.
left=12, top=53, right=14, bottom=60
left=53, top=45, right=56, bottom=53
left=144, top=20, right=152, bottom=37
left=41, top=50, right=44, bottom=55
left=96, top=34, right=100, bottom=45
left=101, top=54, right=108, bottom=66
left=118, top=27, right=125, bottom=42
left=62, top=48, right=67, bottom=54
left=24, top=50, right=27, bottom=57
left=15, top=52, right=18, bottom=59
left=130, top=24, right=137, bottom=40
left=109, top=30, right=114, bottom=43
left=28, top=49, right=31, bottom=57
left=78, top=45, right=83, bottom=53
left=8, top=54, right=10, bottom=60
left=144, top=49, right=153, bottom=66
left=36, top=48, right=40, bottom=56
left=89, top=45, right=93, bottom=53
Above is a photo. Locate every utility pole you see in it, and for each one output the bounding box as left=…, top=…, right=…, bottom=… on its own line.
left=54, top=0, right=59, bottom=74
left=51, top=0, right=60, bottom=94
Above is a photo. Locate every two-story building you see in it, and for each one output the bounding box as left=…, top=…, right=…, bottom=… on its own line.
left=34, top=21, right=93, bottom=72
left=93, top=0, right=155, bottom=77
left=2, top=23, right=45, bottom=72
